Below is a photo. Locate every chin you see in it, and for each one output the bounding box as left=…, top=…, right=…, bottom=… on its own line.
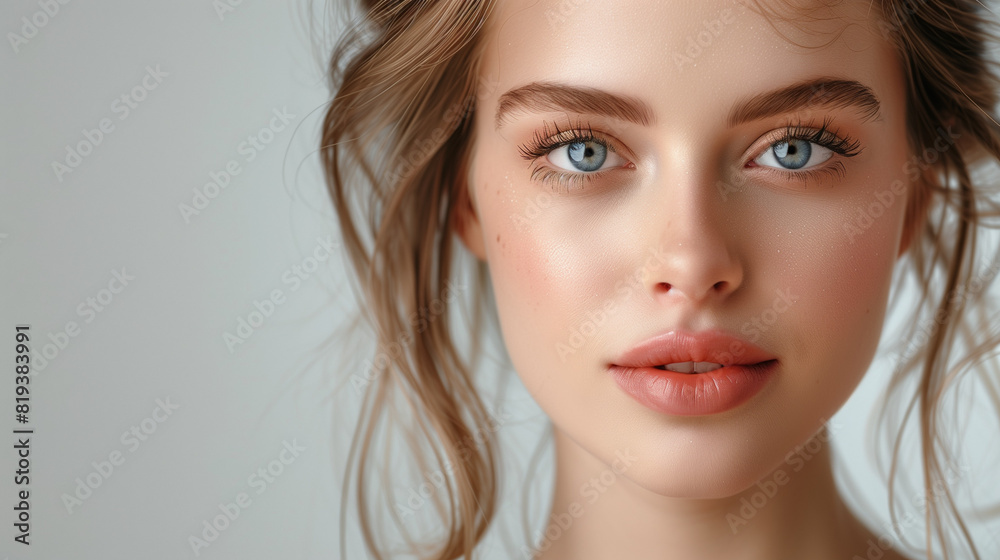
left=608, top=427, right=791, bottom=500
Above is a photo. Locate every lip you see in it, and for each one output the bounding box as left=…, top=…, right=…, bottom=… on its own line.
left=608, top=329, right=778, bottom=416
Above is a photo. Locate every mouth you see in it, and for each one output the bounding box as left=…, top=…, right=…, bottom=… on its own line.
left=608, top=359, right=779, bottom=416
left=651, top=361, right=725, bottom=374
left=608, top=329, right=779, bottom=415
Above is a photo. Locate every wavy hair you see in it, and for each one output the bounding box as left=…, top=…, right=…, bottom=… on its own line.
left=318, top=0, right=1000, bottom=558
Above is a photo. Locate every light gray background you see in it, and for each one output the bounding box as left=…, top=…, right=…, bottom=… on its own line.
left=2, top=1, right=1000, bottom=559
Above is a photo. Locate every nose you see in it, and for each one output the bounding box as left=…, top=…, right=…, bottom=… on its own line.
left=642, top=170, right=744, bottom=306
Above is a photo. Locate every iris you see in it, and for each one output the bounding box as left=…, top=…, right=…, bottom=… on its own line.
left=771, top=138, right=811, bottom=169
left=566, top=141, right=607, bottom=172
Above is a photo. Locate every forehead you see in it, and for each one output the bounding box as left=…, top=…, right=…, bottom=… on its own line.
left=476, top=0, right=900, bottom=129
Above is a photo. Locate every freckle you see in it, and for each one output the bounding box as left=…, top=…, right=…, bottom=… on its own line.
left=497, top=234, right=501, bottom=243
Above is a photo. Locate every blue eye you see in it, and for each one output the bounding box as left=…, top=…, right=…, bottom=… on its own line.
left=549, top=139, right=624, bottom=172
left=755, top=137, right=834, bottom=170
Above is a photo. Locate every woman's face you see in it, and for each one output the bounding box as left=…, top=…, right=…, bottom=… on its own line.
left=457, top=0, right=918, bottom=497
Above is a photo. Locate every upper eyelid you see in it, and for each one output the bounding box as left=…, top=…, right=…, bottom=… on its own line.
left=769, top=119, right=860, bottom=152
left=545, top=134, right=620, bottom=155
left=745, top=126, right=860, bottom=167
left=521, top=127, right=634, bottom=165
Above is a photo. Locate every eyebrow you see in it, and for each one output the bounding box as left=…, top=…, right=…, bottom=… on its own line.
left=493, top=77, right=882, bottom=130
left=727, top=77, right=882, bottom=127
left=494, top=82, right=654, bottom=130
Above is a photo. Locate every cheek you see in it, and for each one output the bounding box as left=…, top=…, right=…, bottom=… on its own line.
left=481, top=187, right=617, bottom=380
left=475, top=172, right=644, bottom=401
left=761, top=182, right=906, bottom=411
left=479, top=180, right=556, bottom=318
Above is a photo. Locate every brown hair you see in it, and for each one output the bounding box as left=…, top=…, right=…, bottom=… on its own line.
left=319, top=0, right=1000, bottom=558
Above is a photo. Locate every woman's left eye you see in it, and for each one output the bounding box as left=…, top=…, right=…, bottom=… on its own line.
left=754, top=138, right=834, bottom=170
left=548, top=140, right=626, bottom=172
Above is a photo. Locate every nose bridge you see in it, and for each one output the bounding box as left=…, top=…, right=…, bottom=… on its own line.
left=642, top=162, right=743, bottom=305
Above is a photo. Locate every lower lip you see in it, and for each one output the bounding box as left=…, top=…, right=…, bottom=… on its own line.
left=607, top=361, right=778, bottom=416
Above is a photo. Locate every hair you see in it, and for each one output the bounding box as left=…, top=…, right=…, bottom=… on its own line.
left=318, top=0, right=1000, bottom=558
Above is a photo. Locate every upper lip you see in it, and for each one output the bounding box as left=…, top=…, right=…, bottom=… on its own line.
left=611, top=328, right=777, bottom=368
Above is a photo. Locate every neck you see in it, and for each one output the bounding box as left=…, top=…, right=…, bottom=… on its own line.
left=530, top=426, right=880, bottom=560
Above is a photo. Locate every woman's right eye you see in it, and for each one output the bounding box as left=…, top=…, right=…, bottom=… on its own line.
left=754, top=138, right=835, bottom=171
left=547, top=139, right=626, bottom=173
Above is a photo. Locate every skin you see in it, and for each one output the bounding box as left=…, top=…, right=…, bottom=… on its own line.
left=453, top=0, right=930, bottom=558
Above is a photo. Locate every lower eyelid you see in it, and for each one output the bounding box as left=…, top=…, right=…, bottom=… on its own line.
left=531, top=167, right=601, bottom=192
left=751, top=160, right=848, bottom=185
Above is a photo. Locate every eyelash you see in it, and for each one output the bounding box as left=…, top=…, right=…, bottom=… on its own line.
left=751, top=115, right=863, bottom=187
left=517, top=118, right=621, bottom=193
left=516, top=115, right=863, bottom=193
